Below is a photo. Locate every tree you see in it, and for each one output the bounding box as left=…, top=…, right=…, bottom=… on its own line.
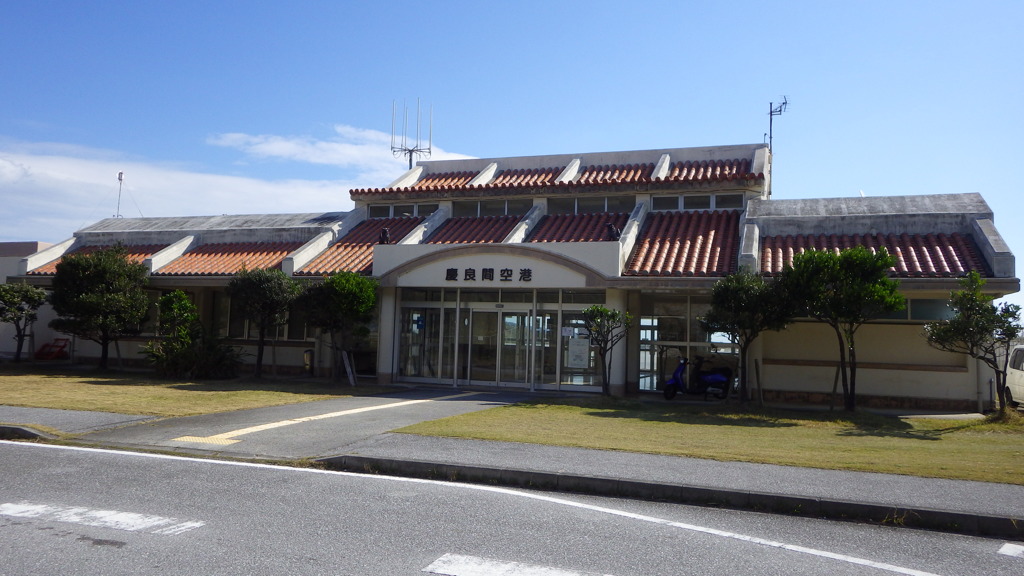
left=0, top=283, right=48, bottom=362
left=581, top=304, right=632, bottom=396
left=142, top=290, right=241, bottom=379
left=925, top=271, right=1021, bottom=413
left=227, top=267, right=300, bottom=378
left=700, top=270, right=795, bottom=405
left=296, top=272, right=378, bottom=386
left=779, top=247, right=905, bottom=411
left=49, top=245, right=150, bottom=369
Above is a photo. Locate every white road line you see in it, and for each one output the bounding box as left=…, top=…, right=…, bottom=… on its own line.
left=2, top=441, right=941, bottom=575
left=173, top=391, right=481, bottom=445
left=423, top=553, right=614, bottom=576
left=0, top=501, right=204, bottom=535
left=998, top=543, right=1024, bottom=558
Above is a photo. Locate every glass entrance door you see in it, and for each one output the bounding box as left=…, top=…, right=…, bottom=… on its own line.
left=499, top=312, right=531, bottom=385
left=467, top=310, right=498, bottom=384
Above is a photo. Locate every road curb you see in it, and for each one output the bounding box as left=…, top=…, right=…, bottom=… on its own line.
left=318, top=454, right=1024, bottom=541
left=0, top=425, right=55, bottom=441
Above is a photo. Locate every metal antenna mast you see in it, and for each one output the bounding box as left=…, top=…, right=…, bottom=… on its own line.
left=768, top=97, right=788, bottom=152
left=115, top=171, right=124, bottom=218
left=391, top=99, right=432, bottom=169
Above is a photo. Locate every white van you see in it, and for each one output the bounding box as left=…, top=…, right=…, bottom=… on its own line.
left=1004, top=346, right=1024, bottom=408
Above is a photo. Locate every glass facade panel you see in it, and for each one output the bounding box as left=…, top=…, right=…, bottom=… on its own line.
left=418, top=203, right=439, bottom=216
left=562, top=290, right=604, bottom=304
left=452, top=201, right=478, bottom=217
left=500, top=289, right=532, bottom=303
left=606, top=196, right=636, bottom=213
left=548, top=197, right=575, bottom=214
left=507, top=199, right=533, bottom=215
left=500, top=312, right=531, bottom=384
left=533, top=312, right=558, bottom=385
left=910, top=299, right=953, bottom=321
left=560, top=312, right=597, bottom=386
left=393, top=204, right=415, bottom=217
left=715, top=194, right=743, bottom=209
left=368, top=205, right=391, bottom=218
left=652, top=196, right=679, bottom=211
left=576, top=196, right=604, bottom=213
left=469, top=311, right=498, bottom=382
left=683, top=195, right=711, bottom=210
left=480, top=200, right=506, bottom=217
left=398, top=308, right=442, bottom=378
left=537, top=290, right=560, bottom=303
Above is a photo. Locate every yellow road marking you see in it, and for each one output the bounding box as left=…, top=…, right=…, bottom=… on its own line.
left=173, top=392, right=480, bottom=445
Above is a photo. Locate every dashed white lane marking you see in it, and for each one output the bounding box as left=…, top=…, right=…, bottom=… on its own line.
left=3, top=441, right=941, bottom=575
left=0, top=502, right=204, bottom=535
left=173, top=392, right=480, bottom=445
left=999, top=543, right=1024, bottom=558
left=423, top=553, right=613, bottom=576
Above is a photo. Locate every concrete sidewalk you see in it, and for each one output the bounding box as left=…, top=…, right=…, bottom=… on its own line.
left=3, top=400, right=1023, bottom=540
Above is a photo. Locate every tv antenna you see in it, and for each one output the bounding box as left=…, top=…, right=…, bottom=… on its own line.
left=115, top=171, right=125, bottom=218
left=767, top=97, right=788, bottom=152
left=391, top=99, right=432, bottom=169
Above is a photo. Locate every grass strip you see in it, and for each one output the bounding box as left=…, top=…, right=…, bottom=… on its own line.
left=397, top=397, right=1024, bottom=485
left=0, top=365, right=364, bottom=417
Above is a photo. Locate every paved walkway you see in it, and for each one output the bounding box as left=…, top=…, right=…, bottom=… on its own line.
left=2, top=391, right=1023, bottom=540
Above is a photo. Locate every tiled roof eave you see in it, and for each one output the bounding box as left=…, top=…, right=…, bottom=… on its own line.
left=349, top=174, right=767, bottom=201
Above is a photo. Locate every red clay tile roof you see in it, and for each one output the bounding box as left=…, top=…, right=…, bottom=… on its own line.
left=297, top=217, right=425, bottom=276
left=412, top=171, right=477, bottom=189
left=659, top=159, right=756, bottom=182
left=624, top=210, right=740, bottom=276
left=527, top=213, right=631, bottom=243
left=489, top=167, right=561, bottom=187
left=760, top=233, right=990, bottom=277
left=351, top=158, right=763, bottom=198
left=154, top=241, right=304, bottom=276
left=425, top=215, right=522, bottom=244
left=27, top=244, right=168, bottom=275
left=575, top=164, right=654, bottom=185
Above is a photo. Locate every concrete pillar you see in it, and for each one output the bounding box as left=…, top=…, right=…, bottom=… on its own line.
left=606, top=288, right=628, bottom=396
left=376, top=286, right=397, bottom=385
left=625, top=290, right=641, bottom=395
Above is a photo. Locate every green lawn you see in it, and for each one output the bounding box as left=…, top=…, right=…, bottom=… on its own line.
left=397, top=398, right=1024, bottom=485
left=0, top=364, right=363, bottom=417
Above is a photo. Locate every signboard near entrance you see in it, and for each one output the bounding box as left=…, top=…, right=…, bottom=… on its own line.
left=567, top=337, right=590, bottom=369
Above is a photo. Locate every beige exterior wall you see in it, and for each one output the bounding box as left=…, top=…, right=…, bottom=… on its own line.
left=759, top=321, right=989, bottom=408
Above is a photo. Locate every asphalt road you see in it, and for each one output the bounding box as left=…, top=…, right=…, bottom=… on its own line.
left=3, top=441, right=1023, bottom=576
left=73, top=388, right=532, bottom=460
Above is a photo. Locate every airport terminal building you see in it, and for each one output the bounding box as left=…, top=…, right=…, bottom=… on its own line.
left=8, top=143, right=1019, bottom=410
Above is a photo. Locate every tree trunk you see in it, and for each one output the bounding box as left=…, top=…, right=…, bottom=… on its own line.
left=342, top=349, right=356, bottom=387
left=98, top=337, right=110, bottom=370
left=738, top=341, right=750, bottom=404
left=831, top=326, right=849, bottom=408
left=846, top=341, right=857, bottom=412
left=13, top=325, right=25, bottom=363
left=254, top=326, right=266, bottom=378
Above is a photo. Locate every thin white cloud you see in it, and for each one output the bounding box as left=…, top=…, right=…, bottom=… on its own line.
left=1, top=126, right=474, bottom=244
left=207, top=124, right=473, bottom=174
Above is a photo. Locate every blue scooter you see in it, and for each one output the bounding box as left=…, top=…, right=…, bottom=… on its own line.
left=662, top=356, right=732, bottom=400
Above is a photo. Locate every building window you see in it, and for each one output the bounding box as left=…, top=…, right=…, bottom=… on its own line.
left=368, top=205, right=391, bottom=218
left=716, top=194, right=743, bottom=209
left=683, top=195, right=711, bottom=210
left=368, top=203, right=439, bottom=218
left=547, top=196, right=635, bottom=214
left=651, top=196, right=678, bottom=211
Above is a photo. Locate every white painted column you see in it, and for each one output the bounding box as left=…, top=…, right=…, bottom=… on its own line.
left=606, top=288, right=628, bottom=396
left=376, top=287, right=397, bottom=385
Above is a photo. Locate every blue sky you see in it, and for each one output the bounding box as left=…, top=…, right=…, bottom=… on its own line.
left=2, top=1, right=1022, bottom=298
